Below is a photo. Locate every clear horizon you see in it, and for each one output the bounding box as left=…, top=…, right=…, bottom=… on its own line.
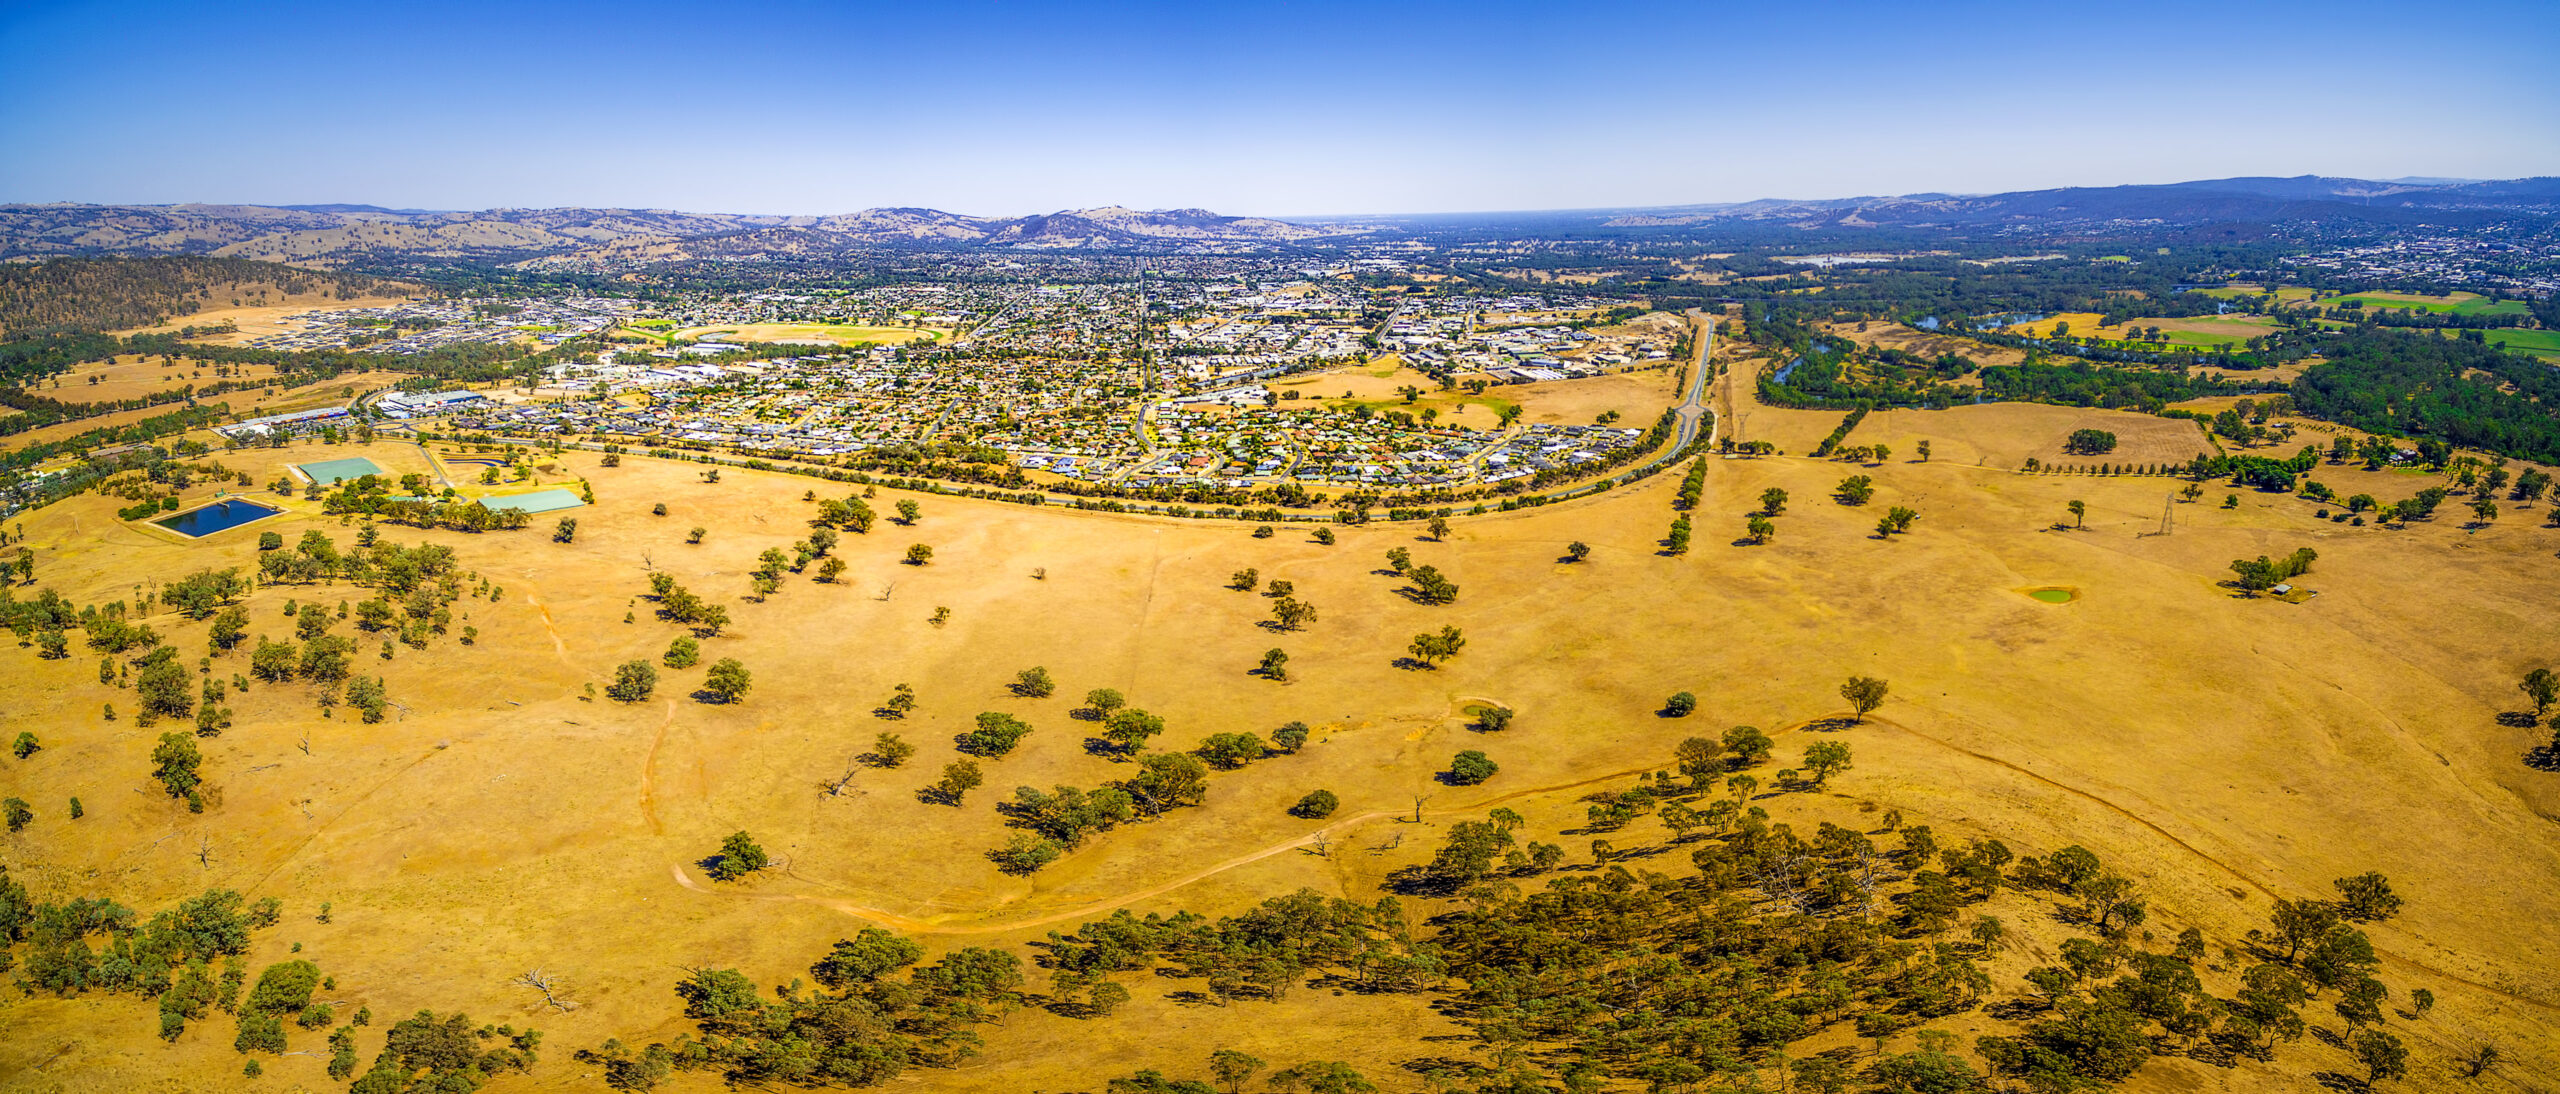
left=5, top=0, right=2555, bottom=218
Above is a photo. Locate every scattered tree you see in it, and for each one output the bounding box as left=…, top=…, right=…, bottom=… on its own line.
left=1271, top=597, right=1317, bottom=631
left=1803, top=741, right=1853, bottom=786
left=1447, top=750, right=1498, bottom=785
left=1840, top=675, right=1889, bottom=721
left=608, top=660, right=658, bottom=703
left=873, top=731, right=915, bottom=768
left=702, top=658, right=752, bottom=703
left=931, top=759, right=984, bottom=805
left=1408, top=625, right=1466, bottom=667
left=708, top=831, right=769, bottom=881
left=2521, top=667, right=2558, bottom=723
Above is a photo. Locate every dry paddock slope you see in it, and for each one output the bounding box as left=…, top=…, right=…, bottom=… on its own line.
left=0, top=408, right=2556, bottom=1091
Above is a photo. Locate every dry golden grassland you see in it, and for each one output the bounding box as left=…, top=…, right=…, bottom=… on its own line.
left=44, top=354, right=281, bottom=404
left=1284, top=358, right=1677, bottom=433
left=119, top=296, right=420, bottom=344
left=2, top=407, right=2557, bottom=1091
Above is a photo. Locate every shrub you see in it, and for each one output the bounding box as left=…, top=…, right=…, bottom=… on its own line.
left=1291, top=790, right=1340, bottom=819
left=1664, top=691, right=1697, bottom=717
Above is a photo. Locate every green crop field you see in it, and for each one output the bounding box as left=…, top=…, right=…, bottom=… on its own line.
left=2327, top=291, right=2529, bottom=318
left=2484, top=328, right=2560, bottom=359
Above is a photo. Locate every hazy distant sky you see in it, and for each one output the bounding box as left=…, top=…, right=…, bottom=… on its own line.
left=4, top=0, right=2554, bottom=216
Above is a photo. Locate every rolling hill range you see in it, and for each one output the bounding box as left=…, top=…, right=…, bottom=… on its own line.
left=1583, top=175, right=2560, bottom=231
left=0, top=202, right=1355, bottom=266
left=3, top=176, right=2553, bottom=268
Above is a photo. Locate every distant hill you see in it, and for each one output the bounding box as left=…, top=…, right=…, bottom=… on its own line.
left=0, top=202, right=1362, bottom=267
left=1583, top=175, right=2560, bottom=232
left=4, top=176, right=2552, bottom=268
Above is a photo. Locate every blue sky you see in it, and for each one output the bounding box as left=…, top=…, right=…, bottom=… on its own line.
left=3, top=0, right=2554, bottom=216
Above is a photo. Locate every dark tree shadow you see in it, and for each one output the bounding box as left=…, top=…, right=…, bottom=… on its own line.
left=1982, top=998, right=2047, bottom=1021
left=915, top=786, right=959, bottom=806
left=1393, top=657, right=1437, bottom=671
left=1384, top=865, right=1463, bottom=897
left=2312, top=1072, right=2368, bottom=1093
left=2496, top=710, right=2541, bottom=729
left=2524, top=744, right=2560, bottom=772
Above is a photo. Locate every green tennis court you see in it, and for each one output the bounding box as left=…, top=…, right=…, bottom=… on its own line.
left=479, top=488, right=586, bottom=514
left=296, top=457, right=386, bottom=485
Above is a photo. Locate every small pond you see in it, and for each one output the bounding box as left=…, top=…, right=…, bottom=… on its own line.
left=155, top=498, right=282, bottom=538
left=2025, top=587, right=2079, bottom=604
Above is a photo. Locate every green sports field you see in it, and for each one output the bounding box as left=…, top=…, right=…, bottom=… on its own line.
left=479, top=487, right=587, bottom=514
left=296, top=456, right=386, bottom=485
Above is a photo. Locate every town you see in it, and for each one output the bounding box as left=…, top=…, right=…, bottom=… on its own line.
left=277, top=271, right=1695, bottom=495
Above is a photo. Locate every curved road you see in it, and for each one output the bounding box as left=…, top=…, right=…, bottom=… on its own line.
left=1537, top=307, right=1718, bottom=505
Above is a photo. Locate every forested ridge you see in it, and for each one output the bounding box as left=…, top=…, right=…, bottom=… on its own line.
left=0, top=257, right=414, bottom=339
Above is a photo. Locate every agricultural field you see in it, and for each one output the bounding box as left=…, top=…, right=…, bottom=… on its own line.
left=2484, top=327, right=2560, bottom=360
left=5, top=396, right=2555, bottom=1091
left=2008, top=312, right=2281, bottom=349
left=2325, top=291, right=2530, bottom=318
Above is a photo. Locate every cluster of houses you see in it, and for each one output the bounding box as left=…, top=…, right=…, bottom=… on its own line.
left=363, top=263, right=1676, bottom=497
left=2284, top=235, right=2560, bottom=299
left=1386, top=294, right=1677, bottom=383
left=245, top=298, right=635, bottom=354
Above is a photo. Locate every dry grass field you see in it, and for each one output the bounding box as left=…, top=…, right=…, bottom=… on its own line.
left=119, top=297, right=420, bottom=344
left=665, top=323, right=940, bottom=346
left=45, top=355, right=283, bottom=404
left=2, top=403, right=2558, bottom=1092
left=1285, top=358, right=1677, bottom=433
left=1824, top=322, right=2029, bottom=370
